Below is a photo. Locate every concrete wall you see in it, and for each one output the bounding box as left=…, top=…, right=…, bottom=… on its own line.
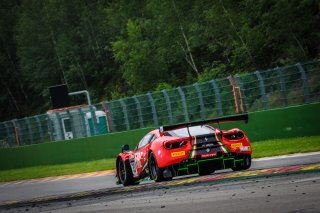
left=0, top=102, right=319, bottom=170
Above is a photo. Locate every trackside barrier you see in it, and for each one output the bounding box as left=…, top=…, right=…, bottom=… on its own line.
left=0, top=102, right=319, bottom=170
left=0, top=60, right=319, bottom=148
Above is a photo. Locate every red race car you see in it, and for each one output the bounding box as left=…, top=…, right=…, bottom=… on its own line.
left=116, top=114, right=251, bottom=186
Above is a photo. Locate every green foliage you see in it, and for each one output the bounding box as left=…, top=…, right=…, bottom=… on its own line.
left=155, top=82, right=173, bottom=91
left=0, top=0, right=319, bottom=121
left=197, top=64, right=227, bottom=82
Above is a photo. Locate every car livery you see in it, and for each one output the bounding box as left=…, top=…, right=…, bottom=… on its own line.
left=116, top=114, right=252, bottom=186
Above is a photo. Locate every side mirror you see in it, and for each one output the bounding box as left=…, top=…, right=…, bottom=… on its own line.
left=122, top=144, right=129, bottom=153
left=159, top=126, right=164, bottom=137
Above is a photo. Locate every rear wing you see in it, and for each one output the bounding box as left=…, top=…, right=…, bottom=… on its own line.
left=159, top=114, right=248, bottom=136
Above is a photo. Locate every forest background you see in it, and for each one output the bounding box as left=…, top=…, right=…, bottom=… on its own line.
left=0, top=0, right=319, bottom=121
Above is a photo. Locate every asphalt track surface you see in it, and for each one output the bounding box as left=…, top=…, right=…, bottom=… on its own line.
left=0, top=152, right=320, bottom=212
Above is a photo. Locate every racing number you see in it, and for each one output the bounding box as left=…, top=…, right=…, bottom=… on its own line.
left=134, top=152, right=143, bottom=169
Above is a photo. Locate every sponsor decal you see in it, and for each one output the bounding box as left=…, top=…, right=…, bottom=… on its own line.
left=129, top=158, right=138, bottom=177
left=171, top=151, right=186, bottom=157
left=230, top=143, right=243, bottom=149
left=200, top=143, right=214, bottom=148
left=240, top=146, right=250, bottom=151
left=134, top=152, right=143, bottom=169
left=201, top=152, right=217, bottom=158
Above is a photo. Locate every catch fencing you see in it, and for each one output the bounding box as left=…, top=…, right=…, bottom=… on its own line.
left=0, top=60, right=319, bottom=148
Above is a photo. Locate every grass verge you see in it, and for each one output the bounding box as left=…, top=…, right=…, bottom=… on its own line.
left=0, top=136, right=319, bottom=182
left=0, top=159, right=115, bottom=183
left=251, top=136, right=320, bottom=158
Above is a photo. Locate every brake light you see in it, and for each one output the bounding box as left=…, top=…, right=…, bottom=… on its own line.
left=164, top=141, right=187, bottom=149
left=164, top=142, right=172, bottom=149
left=223, top=131, right=244, bottom=140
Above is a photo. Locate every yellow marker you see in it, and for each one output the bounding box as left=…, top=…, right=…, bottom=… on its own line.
left=171, top=151, right=186, bottom=157
left=230, top=143, right=243, bottom=149
left=301, top=163, right=320, bottom=171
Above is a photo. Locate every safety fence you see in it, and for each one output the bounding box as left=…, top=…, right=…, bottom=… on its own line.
left=1, top=101, right=320, bottom=170
left=0, top=60, right=319, bottom=148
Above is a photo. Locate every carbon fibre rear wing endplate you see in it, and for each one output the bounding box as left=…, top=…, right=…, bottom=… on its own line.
left=159, top=113, right=248, bottom=135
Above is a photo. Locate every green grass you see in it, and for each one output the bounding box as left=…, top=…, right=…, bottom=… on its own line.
left=0, top=159, right=115, bottom=182
left=0, top=136, right=320, bottom=182
left=251, top=136, right=320, bottom=158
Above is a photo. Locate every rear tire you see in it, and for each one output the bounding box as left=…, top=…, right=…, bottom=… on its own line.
left=117, top=158, right=135, bottom=186
left=242, top=154, right=251, bottom=170
left=232, top=154, right=251, bottom=171
left=148, top=152, right=166, bottom=182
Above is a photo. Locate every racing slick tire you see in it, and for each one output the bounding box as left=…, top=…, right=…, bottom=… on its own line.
left=232, top=154, right=251, bottom=171
left=148, top=152, right=172, bottom=182
left=117, top=158, right=135, bottom=186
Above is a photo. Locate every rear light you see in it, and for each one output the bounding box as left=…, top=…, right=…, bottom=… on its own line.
left=223, top=131, right=244, bottom=140
left=164, top=141, right=187, bottom=149
left=164, top=142, right=172, bottom=149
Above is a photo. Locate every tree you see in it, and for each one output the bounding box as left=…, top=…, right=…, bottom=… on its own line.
left=0, top=0, right=319, bottom=121
left=0, top=0, right=31, bottom=120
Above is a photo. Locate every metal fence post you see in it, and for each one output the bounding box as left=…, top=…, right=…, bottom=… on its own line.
left=228, top=76, right=240, bottom=113
left=25, top=118, right=34, bottom=145
left=177, top=87, right=189, bottom=122
left=46, top=114, right=54, bottom=142
left=55, top=113, right=64, bottom=141
left=12, top=119, right=21, bottom=146
left=89, top=105, right=98, bottom=135
left=235, top=75, right=247, bottom=112
left=13, top=120, right=21, bottom=145
left=101, top=101, right=114, bottom=133
left=35, top=116, right=44, bottom=143
left=46, top=114, right=53, bottom=141
left=3, top=122, right=13, bottom=147
left=162, top=89, right=173, bottom=124
left=193, top=83, right=206, bottom=119
left=119, top=99, right=130, bottom=131
left=210, top=80, right=223, bottom=116
left=77, top=108, right=88, bottom=137
left=296, top=63, right=310, bottom=103
left=276, top=67, right=288, bottom=107
left=133, top=96, right=144, bottom=128
left=254, top=71, right=269, bottom=110
left=147, top=93, right=159, bottom=126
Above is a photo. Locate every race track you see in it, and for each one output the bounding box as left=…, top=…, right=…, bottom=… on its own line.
left=0, top=152, right=320, bottom=212
left=42, top=172, right=320, bottom=213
